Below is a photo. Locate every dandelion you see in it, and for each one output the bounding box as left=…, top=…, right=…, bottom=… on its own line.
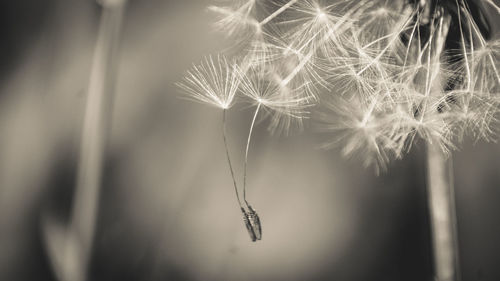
left=180, top=0, right=500, bottom=266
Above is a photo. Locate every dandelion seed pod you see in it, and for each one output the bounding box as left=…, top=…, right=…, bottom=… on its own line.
left=248, top=205, right=262, bottom=240
left=242, top=208, right=257, bottom=242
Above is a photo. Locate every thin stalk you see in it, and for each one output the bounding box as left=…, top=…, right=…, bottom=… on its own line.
left=243, top=103, right=261, bottom=207
left=72, top=0, right=125, bottom=250
left=43, top=2, right=126, bottom=281
left=426, top=145, right=460, bottom=281
left=224, top=108, right=262, bottom=242
left=222, top=109, right=243, bottom=209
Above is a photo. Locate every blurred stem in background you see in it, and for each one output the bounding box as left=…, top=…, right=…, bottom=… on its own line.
left=42, top=1, right=126, bottom=280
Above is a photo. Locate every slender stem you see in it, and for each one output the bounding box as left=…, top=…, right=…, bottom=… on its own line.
left=41, top=2, right=126, bottom=281
left=222, top=109, right=243, bottom=208
left=427, top=145, right=460, bottom=281
left=243, top=103, right=261, bottom=207
left=65, top=2, right=125, bottom=281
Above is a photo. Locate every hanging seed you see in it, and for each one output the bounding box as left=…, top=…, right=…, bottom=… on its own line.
left=241, top=208, right=257, bottom=242
left=248, top=205, right=262, bottom=240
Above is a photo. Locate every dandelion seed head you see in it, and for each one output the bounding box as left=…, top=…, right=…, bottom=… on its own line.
left=180, top=0, right=500, bottom=173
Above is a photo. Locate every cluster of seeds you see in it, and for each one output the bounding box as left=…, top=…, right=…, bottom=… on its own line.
left=178, top=0, right=499, bottom=172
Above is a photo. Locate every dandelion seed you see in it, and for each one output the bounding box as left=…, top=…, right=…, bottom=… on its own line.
left=282, top=0, right=347, bottom=55
left=208, top=0, right=257, bottom=38
left=247, top=205, right=262, bottom=240
left=177, top=55, right=240, bottom=109
left=354, top=0, right=408, bottom=45
left=238, top=64, right=313, bottom=134
left=399, top=97, right=456, bottom=154
left=241, top=208, right=257, bottom=242
left=468, top=40, right=500, bottom=94
left=445, top=90, right=500, bottom=142
left=316, top=95, right=397, bottom=174
left=178, top=54, right=251, bottom=234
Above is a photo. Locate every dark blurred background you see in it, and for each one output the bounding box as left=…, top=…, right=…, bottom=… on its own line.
left=0, top=1, right=499, bottom=281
